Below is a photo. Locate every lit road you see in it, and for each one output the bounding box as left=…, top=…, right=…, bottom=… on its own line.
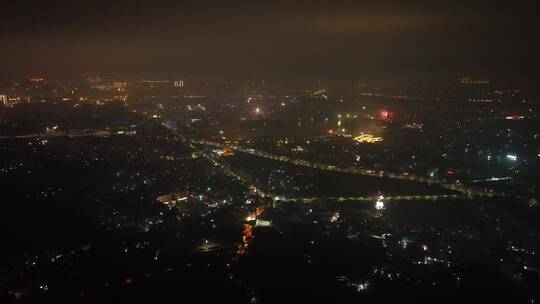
left=185, top=141, right=269, bottom=198
left=183, top=139, right=479, bottom=205
left=284, top=194, right=468, bottom=204
left=192, top=140, right=501, bottom=199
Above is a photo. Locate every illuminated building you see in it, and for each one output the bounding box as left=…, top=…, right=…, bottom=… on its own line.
left=330, top=212, right=340, bottom=222
left=255, top=219, right=272, bottom=227
left=29, top=77, right=45, bottom=84
left=375, top=196, right=385, bottom=210
left=213, top=147, right=235, bottom=156
left=0, top=95, right=8, bottom=106
left=353, top=134, right=383, bottom=143
left=155, top=193, right=188, bottom=208
left=506, top=154, right=518, bottom=161
left=174, top=80, right=184, bottom=88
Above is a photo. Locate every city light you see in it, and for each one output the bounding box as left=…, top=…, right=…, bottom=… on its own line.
left=330, top=212, right=340, bottom=222
left=1, top=2, right=537, bottom=300
left=354, top=134, right=383, bottom=143
left=506, top=154, right=518, bottom=161
left=375, top=196, right=385, bottom=210
left=255, top=219, right=272, bottom=227
left=380, top=110, right=390, bottom=120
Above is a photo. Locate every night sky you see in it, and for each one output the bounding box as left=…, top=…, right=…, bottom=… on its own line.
left=1, top=0, right=539, bottom=83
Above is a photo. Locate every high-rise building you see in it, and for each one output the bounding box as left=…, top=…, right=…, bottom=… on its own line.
left=174, top=80, right=184, bottom=88
left=0, top=95, right=8, bottom=106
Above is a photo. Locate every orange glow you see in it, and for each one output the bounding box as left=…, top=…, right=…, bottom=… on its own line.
left=234, top=208, right=265, bottom=261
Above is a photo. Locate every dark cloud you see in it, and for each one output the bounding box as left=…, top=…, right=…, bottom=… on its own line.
left=1, top=0, right=539, bottom=83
